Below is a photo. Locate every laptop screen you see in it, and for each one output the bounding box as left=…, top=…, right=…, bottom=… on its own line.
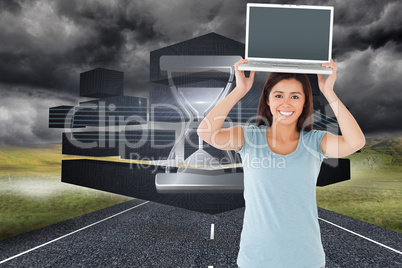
left=247, top=5, right=332, bottom=61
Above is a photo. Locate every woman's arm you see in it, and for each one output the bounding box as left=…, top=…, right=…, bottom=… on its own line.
left=318, top=59, right=366, bottom=158
left=197, top=58, right=255, bottom=150
left=197, top=88, right=244, bottom=138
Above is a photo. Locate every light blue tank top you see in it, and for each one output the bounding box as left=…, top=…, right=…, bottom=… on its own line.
left=236, top=124, right=328, bottom=268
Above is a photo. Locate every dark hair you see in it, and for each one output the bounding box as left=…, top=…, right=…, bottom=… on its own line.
left=256, top=73, right=313, bottom=132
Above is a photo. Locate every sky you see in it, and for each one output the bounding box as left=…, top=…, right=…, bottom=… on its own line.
left=0, top=0, right=401, bottom=144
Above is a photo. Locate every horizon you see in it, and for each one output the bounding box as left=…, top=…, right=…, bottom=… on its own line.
left=1, top=129, right=401, bottom=147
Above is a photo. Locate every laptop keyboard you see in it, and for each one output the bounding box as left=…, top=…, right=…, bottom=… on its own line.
left=248, top=61, right=323, bottom=68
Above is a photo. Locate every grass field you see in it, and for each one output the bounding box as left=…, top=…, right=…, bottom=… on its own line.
left=316, top=134, right=402, bottom=233
left=0, top=144, right=133, bottom=240
left=0, top=174, right=133, bottom=240
left=0, top=135, right=401, bottom=240
left=316, top=170, right=401, bottom=233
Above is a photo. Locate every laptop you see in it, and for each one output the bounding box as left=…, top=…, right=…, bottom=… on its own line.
left=238, top=3, right=334, bottom=75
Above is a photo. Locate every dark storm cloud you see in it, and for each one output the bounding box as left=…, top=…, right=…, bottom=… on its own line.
left=0, top=0, right=159, bottom=94
left=332, top=1, right=402, bottom=58
left=0, top=0, right=22, bottom=14
left=0, top=0, right=84, bottom=94
left=0, top=0, right=401, bottom=144
left=333, top=40, right=402, bottom=134
left=0, top=87, right=78, bottom=144
left=1, top=0, right=400, bottom=91
left=55, top=0, right=162, bottom=64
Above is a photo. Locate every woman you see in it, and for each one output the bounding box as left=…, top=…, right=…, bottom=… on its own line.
left=197, top=58, right=365, bottom=268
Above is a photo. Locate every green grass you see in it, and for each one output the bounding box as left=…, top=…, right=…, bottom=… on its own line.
left=0, top=135, right=401, bottom=240
left=0, top=174, right=133, bottom=240
left=0, top=144, right=63, bottom=175
left=316, top=170, right=401, bottom=233
left=316, top=134, right=402, bottom=233
left=0, top=144, right=134, bottom=240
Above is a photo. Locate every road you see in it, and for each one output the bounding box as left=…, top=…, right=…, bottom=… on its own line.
left=0, top=199, right=401, bottom=267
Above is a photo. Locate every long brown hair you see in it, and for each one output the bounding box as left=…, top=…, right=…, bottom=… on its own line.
left=255, top=73, right=313, bottom=132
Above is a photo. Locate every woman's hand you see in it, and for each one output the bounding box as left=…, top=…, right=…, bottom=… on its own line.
left=317, top=59, right=337, bottom=95
left=233, top=58, right=255, bottom=96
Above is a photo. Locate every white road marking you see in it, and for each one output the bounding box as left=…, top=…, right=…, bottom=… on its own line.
left=210, top=224, right=215, bottom=240
left=1, top=202, right=400, bottom=265
left=319, top=217, right=402, bottom=255
left=0, top=201, right=150, bottom=264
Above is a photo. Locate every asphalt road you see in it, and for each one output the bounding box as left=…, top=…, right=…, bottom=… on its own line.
left=0, top=199, right=401, bottom=267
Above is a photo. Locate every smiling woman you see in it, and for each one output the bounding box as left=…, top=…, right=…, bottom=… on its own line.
left=256, top=72, right=313, bottom=133
left=198, top=57, right=366, bottom=268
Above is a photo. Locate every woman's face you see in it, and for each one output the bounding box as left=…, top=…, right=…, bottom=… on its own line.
left=266, top=79, right=306, bottom=126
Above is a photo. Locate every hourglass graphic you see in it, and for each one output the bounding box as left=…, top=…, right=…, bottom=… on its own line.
left=155, top=55, right=244, bottom=193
